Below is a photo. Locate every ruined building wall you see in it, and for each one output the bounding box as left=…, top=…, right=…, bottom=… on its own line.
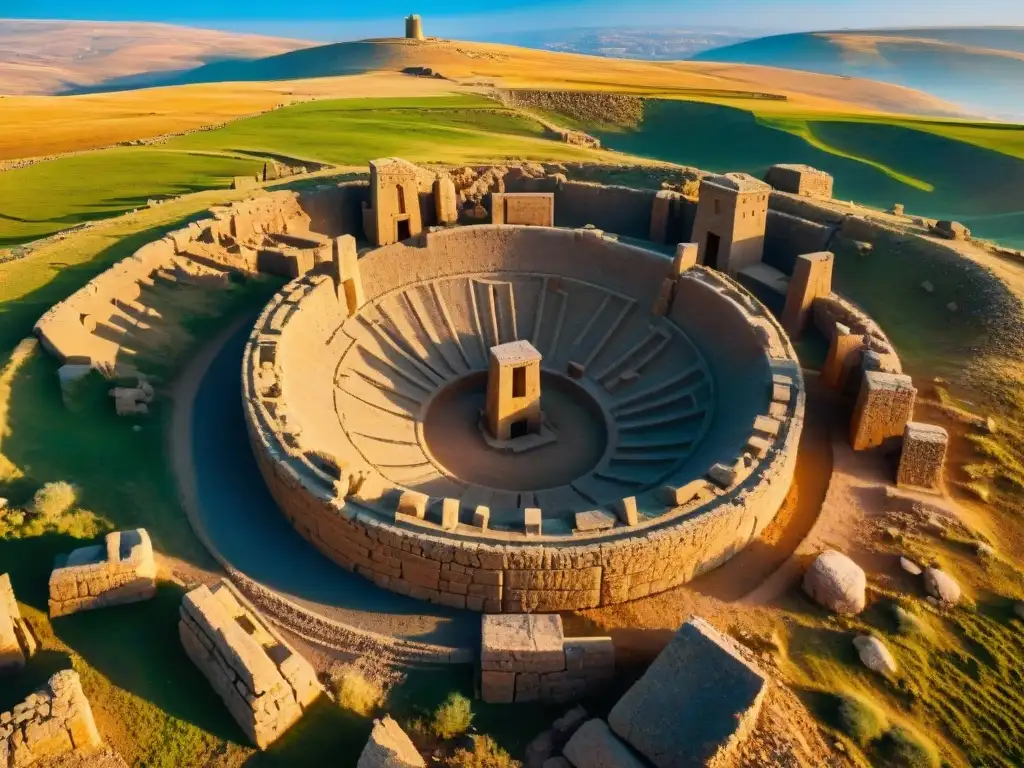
left=763, top=210, right=832, bottom=276
left=243, top=226, right=805, bottom=612
left=554, top=182, right=658, bottom=240
left=0, top=670, right=102, bottom=766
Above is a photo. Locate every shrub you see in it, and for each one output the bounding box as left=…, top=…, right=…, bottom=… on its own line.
left=444, top=735, right=521, bottom=768
left=330, top=668, right=385, bottom=716
left=836, top=692, right=888, bottom=747
left=881, top=726, right=941, bottom=768
left=432, top=692, right=473, bottom=740
left=30, top=481, right=78, bottom=521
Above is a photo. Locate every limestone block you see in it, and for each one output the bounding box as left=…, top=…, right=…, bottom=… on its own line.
left=481, top=614, right=566, bottom=681
left=781, top=252, right=833, bottom=338
left=745, top=435, right=772, bottom=459
left=472, top=506, right=490, bottom=529
left=615, top=497, right=638, bottom=527
left=821, top=324, right=864, bottom=390
left=607, top=617, right=766, bottom=768
left=440, top=498, right=460, bottom=530
left=661, top=479, right=715, bottom=508
left=433, top=177, right=459, bottom=226
left=671, top=243, right=698, bottom=277
left=575, top=509, right=617, bottom=533
left=897, top=422, right=948, bottom=489
left=357, top=715, right=426, bottom=767
left=524, top=507, right=542, bottom=536
left=563, top=719, right=648, bottom=768
left=802, top=550, right=866, bottom=615
left=752, top=415, right=782, bottom=439
left=481, top=671, right=515, bottom=704
left=492, top=193, right=554, bottom=227
left=850, top=372, right=916, bottom=451
left=49, top=529, right=156, bottom=618
left=397, top=491, right=429, bottom=520
left=1, top=573, right=35, bottom=673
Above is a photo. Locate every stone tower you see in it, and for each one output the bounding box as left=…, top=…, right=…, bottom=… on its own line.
left=405, top=14, right=425, bottom=40
left=485, top=341, right=543, bottom=441
left=366, top=158, right=423, bottom=246
left=690, top=173, right=771, bottom=277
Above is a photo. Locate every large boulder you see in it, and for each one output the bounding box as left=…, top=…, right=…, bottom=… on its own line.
left=562, top=719, right=647, bottom=768
left=923, top=568, right=961, bottom=606
left=853, top=635, right=897, bottom=676
left=802, top=550, right=867, bottom=615
left=606, top=618, right=766, bottom=767
left=357, top=716, right=425, bottom=768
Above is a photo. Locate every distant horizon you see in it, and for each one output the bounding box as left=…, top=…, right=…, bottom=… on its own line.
left=7, top=0, right=1024, bottom=42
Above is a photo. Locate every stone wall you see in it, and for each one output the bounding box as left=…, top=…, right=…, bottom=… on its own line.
left=813, top=293, right=901, bottom=374
left=555, top=181, right=660, bottom=240
left=493, top=89, right=644, bottom=128
left=48, top=529, right=157, bottom=618
left=480, top=614, right=614, bottom=704
left=179, top=580, right=322, bottom=749
left=763, top=210, right=833, bottom=276
left=242, top=225, right=805, bottom=612
left=1, top=574, right=36, bottom=673
left=0, top=670, right=103, bottom=767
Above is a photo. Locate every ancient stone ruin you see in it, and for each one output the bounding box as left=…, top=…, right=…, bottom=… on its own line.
left=404, top=14, right=425, bottom=41
left=48, top=529, right=157, bottom=618
left=0, top=670, right=103, bottom=766
left=357, top=716, right=426, bottom=767
left=897, top=422, right=948, bottom=489
left=480, top=614, right=614, bottom=704
left=765, top=164, right=834, bottom=200
left=559, top=617, right=766, bottom=767
left=179, top=580, right=322, bottom=749
left=1, top=573, right=37, bottom=673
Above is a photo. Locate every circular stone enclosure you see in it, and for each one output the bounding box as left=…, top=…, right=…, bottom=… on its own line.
left=243, top=224, right=805, bottom=613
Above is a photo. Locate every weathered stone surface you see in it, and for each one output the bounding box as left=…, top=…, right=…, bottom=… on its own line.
left=897, top=422, right=948, bottom=489
left=900, top=557, right=923, bottom=576
left=802, top=550, right=867, bottom=615
left=1, top=573, right=35, bottom=673
left=357, top=716, right=425, bottom=767
left=607, top=617, right=766, bottom=767
left=850, top=372, right=916, bottom=451
left=48, top=529, right=157, bottom=618
left=180, top=580, right=322, bottom=749
left=923, top=568, right=961, bottom=606
left=563, top=719, right=647, bottom=768
left=853, top=635, right=897, bottom=675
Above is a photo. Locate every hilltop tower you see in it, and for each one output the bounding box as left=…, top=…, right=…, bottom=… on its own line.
left=405, top=14, right=425, bottom=40
left=691, top=173, right=771, bottom=277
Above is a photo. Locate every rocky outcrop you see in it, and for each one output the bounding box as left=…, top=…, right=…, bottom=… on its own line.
left=357, top=716, right=425, bottom=767
left=924, top=568, right=961, bottom=606
left=802, top=550, right=867, bottom=615
left=562, top=719, right=647, bottom=768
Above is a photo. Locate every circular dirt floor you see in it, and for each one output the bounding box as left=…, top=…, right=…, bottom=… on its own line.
left=421, top=371, right=608, bottom=494
left=186, top=321, right=478, bottom=651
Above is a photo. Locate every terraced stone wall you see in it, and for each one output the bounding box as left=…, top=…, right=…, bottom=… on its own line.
left=244, top=225, right=805, bottom=612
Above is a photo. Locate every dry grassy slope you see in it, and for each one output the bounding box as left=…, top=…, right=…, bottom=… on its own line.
left=207, top=36, right=961, bottom=116
left=0, top=19, right=313, bottom=95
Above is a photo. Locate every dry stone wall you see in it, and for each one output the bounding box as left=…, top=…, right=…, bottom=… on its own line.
left=48, top=529, right=156, bottom=618
left=493, top=89, right=644, bottom=128
left=179, top=580, right=322, bottom=749
left=0, top=670, right=102, bottom=768
left=243, top=225, right=805, bottom=612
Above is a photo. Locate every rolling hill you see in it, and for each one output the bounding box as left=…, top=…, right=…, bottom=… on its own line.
left=694, top=27, right=1024, bottom=121
left=0, top=19, right=313, bottom=95
left=131, top=35, right=962, bottom=117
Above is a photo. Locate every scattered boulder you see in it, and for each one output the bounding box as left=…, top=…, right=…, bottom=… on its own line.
left=920, top=281, right=934, bottom=294
left=900, top=557, right=923, bottom=576
left=931, top=220, right=970, bottom=241
left=924, top=568, right=961, bottom=606
left=563, top=719, right=647, bottom=768
left=853, top=635, right=898, bottom=676
left=357, top=716, right=426, bottom=767
left=802, top=550, right=867, bottom=615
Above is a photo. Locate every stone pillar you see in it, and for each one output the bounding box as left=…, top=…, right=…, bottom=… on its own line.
left=781, top=252, right=833, bottom=339
left=821, top=322, right=863, bottom=390
left=850, top=371, right=917, bottom=451
left=649, top=190, right=681, bottom=244
left=434, top=176, right=458, bottom=225
left=332, top=235, right=363, bottom=316
left=897, top=422, right=948, bottom=489
left=485, top=341, right=543, bottom=441
left=671, top=243, right=698, bottom=277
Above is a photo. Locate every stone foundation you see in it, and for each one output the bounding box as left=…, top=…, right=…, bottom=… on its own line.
left=179, top=580, right=322, bottom=749
left=0, top=670, right=102, bottom=767
left=480, top=614, right=613, bottom=704
left=48, top=529, right=156, bottom=618
left=897, top=422, right=948, bottom=489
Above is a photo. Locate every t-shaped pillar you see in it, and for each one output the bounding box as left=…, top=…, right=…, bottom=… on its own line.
left=485, top=341, right=543, bottom=441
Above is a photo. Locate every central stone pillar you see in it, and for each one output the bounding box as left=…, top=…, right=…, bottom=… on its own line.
left=485, top=341, right=543, bottom=441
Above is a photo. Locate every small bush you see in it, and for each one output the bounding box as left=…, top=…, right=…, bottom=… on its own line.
left=432, top=692, right=473, bottom=740
left=837, top=693, right=888, bottom=747
left=31, top=481, right=78, bottom=521
left=881, top=726, right=941, bottom=768
left=330, top=668, right=385, bottom=716
left=444, top=735, right=521, bottom=768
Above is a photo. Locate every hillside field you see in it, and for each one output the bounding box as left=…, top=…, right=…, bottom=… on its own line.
left=0, top=95, right=612, bottom=247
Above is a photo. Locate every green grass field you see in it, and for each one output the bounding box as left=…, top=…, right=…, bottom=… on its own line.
left=0, top=95, right=609, bottom=248
left=585, top=99, right=1024, bottom=248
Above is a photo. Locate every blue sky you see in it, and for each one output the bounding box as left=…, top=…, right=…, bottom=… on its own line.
left=8, top=0, right=1024, bottom=40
